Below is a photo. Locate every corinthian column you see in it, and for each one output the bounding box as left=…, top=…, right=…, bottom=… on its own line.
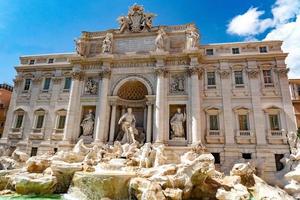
left=187, top=64, right=202, bottom=145
left=62, top=70, right=84, bottom=144
left=108, top=101, right=117, bottom=144
left=154, top=67, right=167, bottom=143
left=94, top=69, right=111, bottom=144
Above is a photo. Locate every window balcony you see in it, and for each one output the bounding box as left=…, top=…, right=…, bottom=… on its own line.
left=29, top=128, right=45, bottom=140
left=267, top=129, right=287, bottom=144
left=8, top=127, right=23, bottom=139
left=235, top=130, right=256, bottom=144
left=51, top=128, right=64, bottom=140
left=205, top=130, right=224, bottom=144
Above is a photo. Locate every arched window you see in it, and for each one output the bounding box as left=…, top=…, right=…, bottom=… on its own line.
left=55, top=109, right=67, bottom=131
left=13, top=108, right=25, bottom=130
left=33, top=109, right=46, bottom=132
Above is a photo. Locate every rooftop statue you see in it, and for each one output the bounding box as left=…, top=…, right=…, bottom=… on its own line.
left=117, top=4, right=156, bottom=33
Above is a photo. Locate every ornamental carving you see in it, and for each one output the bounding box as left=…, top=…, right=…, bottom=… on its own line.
left=186, top=24, right=199, bottom=50
left=154, top=67, right=168, bottom=77
left=247, top=69, right=259, bottom=78
left=85, top=79, right=98, bottom=95
left=170, top=74, right=186, bottom=94
left=275, top=68, right=289, bottom=78
left=52, top=77, right=63, bottom=84
left=99, top=69, right=111, bottom=79
left=102, top=33, right=113, bottom=54
left=75, top=32, right=91, bottom=57
left=117, top=4, right=156, bottom=33
left=32, top=76, right=43, bottom=83
left=218, top=70, right=230, bottom=79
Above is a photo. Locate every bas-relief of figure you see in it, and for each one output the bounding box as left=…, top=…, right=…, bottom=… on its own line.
left=102, top=33, right=113, bottom=53
left=186, top=25, right=199, bottom=50
left=170, top=108, right=186, bottom=138
left=170, top=74, right=185, bottom=93
left=80, top=110, right=95, bottom=137
left=85, top=79, right=97, bottom=95
left=155, top=28, right=167, bottom=52
left=117, top=108, right=139, bottom=144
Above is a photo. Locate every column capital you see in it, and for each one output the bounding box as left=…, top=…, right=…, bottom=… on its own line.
left=71, top=71, right=85, bottom=81
left=99, top=69, right=111, bottom=79
left=52, top=77, right=63, bottom=84
left=247, top=68, right=260, bottom=79
left=186, top=66, right=203, bottom=79
left=218, top=69, right=231, bottom=79
left=154, top=67, right=168, bottom=77
left=32, top=76, right=43, bottom=83
left=275, top=68, right=289, bottom=78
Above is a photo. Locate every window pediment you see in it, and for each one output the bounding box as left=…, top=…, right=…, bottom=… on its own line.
left=233, top=106, right=250, bottom=114
left=204, top=106, right=222, bottom=114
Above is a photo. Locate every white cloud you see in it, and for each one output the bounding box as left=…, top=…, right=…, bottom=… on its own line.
left=227, top=7, right=273, bottom=36
left=227, top=0, right=300, bottom=77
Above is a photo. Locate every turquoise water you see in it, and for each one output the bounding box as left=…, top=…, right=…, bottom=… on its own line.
left=0, top=195, right=62, bottom=200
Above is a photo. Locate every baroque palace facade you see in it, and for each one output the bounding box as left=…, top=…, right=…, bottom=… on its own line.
left=0, top=5, right=296, bottom=176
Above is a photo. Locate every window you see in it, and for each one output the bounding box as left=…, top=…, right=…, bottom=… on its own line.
left=263, top=70, right=273, bottom=85
left=232, top=48, right=240, bottom=54
left=275, top=154, right=284, bottom=171
left=43, top=78, right=51, bottom=91
left=238, top=114, right=249, bottom=130
left=57, top=115, right=66, bottom=129
left=234, top=71, right=244, bottom=85
left=259, top=46, right=268, bottom=53
left=30, top=147, right=38, bottom=157
left=24, top=79, right=31, bottom=91
left=212, top=153, right=220, bottom=164
left=206, top=49, right=214, bottom=56
left=36, top=115, right=45, bottom=129
left=48, top=58, right=54, bottom=63
left=269, top=114, right=280, bottom=130
left=29, top=59, right=35, bottom=65
left=209, top=115, right=219, bottom=130
left=242, top=153, right=252, bottom=160
left=64, top=77, right=72, bottom=90
left=15, top=114, right=24, bottom=128
left=297, top=85, right=300, bottom=96
left=207, top=72, right=216, bottom=86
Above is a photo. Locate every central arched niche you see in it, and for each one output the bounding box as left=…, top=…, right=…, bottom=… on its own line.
left=117, top=80, right=148, bottom=100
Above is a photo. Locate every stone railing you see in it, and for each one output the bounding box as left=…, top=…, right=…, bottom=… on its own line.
left=267, top=129, right=287, bottom=144
left=29, top=128, right=45, bottom=140
left=235, top=130, right=256, bottom=144
left=51, top=129, right=64, bottom=140
left=8, top=127, right=23, bottom=139
left=205, top=130, right=224, bottom=144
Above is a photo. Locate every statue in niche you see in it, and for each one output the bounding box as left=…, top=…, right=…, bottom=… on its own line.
left=170, top=108, right=186, bottom=138
left=80, top=110, right=95, bottom=137
left=170, top=74, right=185, bottom=93
left=155, top=28, right=167, bottom=52
left=117, top=108, right=139, bottom=144
left=102, top=33, right=113, bottom=53
left=186, top=24, right=199, bottom=50
left=85, top=79, right=97, bottom=95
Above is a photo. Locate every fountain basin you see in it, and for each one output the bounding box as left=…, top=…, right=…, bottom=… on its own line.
left=66, top=170, right=137, bottom=200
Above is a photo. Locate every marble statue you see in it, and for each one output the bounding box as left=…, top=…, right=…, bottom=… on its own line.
left=80, top=110, right=95, bottom=136
left=85, top=79, right=97, bottom=95
left=155, top=28, right=167, bottom=52
left=118, top=108, right=138, bottom=144
left=102, top=33, right=113, bottom=53
left=186, top=24, right=199, bottom=50
left=170, top=108, right=186, bottom=138
left=75, top=33, right=90, bottom=57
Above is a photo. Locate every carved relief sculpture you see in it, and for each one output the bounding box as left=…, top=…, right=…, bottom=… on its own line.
left=170, top=74, right=185, bottom=94
left=186, top=24, right=199, bottom=50
left=85, top=79, right=97, bottom=95
left=80, top=110, right=95, bottom=137
left=117, top=4, right=156, bottom=33
left=170, top=108, right=186, bottom=138
left=155, top=28, right=167, bottom=52
left=75, top=32, right=91, bottom=57
left=102, top=33, right=113, bottom=53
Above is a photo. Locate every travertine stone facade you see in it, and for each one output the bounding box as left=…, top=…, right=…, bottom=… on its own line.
left=289, top=79, right=300, bottom=129
left=0, top=4, right=297, bottom=179
left=0, top=84, right=13, bottom=137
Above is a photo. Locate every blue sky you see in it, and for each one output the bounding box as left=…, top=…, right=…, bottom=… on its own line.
left=0, top=0, right=299, bottom=84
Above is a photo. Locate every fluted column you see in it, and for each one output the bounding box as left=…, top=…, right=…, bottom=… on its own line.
left=62, top=70, right=84, bottom=143
left=94, top=69, right=111, bottom=144
left=154, top=67, right=167, bottom=143
left=187, top=64, right=202, bottom=145
left=108, top=102, right=117, bottom=144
